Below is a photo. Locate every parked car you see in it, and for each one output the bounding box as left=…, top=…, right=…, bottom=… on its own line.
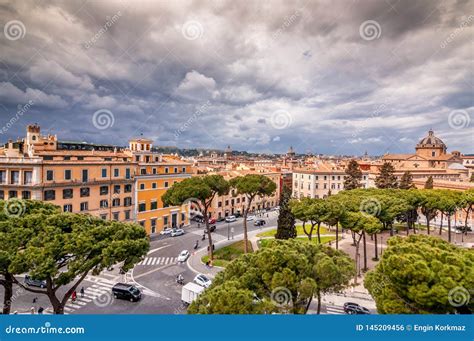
left=225, top=215, right=237, bottom=223
left=160, top=227, right=173, bottom=235
left=246, top=215, right=255, bottom=221
left=455, top=225, right=472, bottom=233
left=208, top=218, right=216, bottom=225
left=254, top=219, right=266, bottom=226
left=177, top=250, right=190, bottom=262
left=24, top=275, right=46, bottom=288
left=193, top=274, right=212, bottom=288
left=343, top=302, right=370, bottom=314
left=112, top=283, right=141, bottom=302
left=205, top=225, right=216, bottom=233
left=171, top=229, right=185, bottom=237
left=234, top=212, right=242, bottom=218
left=216, top=216, right=226, bottom=222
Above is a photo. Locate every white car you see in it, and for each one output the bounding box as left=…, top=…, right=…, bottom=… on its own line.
left=177, top=250, right=190, bottom=262
left=171, top=229, right=185, bottom=237
left=246, top=215, right=255, bottom=221
left=194, top=274, right=212, bottom=288
left=225, top=215, right=236, bottom=223
left=160, top=228, right=173, bottom=235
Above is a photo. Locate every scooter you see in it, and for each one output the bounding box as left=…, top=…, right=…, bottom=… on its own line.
left=194, top=241, right=199, bottom=250
left=176, top=277, right=184, bottom=285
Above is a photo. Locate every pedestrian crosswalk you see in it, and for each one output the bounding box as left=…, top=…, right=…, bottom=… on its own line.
left=324, top=305, right=346, bottom=315
left=137, top=257, right=178, bottom=266
left=63, top=280, right=115, bottom=314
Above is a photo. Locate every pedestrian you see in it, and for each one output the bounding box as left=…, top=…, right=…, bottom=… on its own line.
left=71, top=291, right=77, bottom=302
left=80, top=287, right=85, bottom=297
left=13, top=311, right=18, bottom=315
left=32, top=297, right=37, bottom=304
left=38, top=307, right=44, bottom=314
left=198, top=223, right=201, bottom=229
left=30, top=306, right=35, bottom=314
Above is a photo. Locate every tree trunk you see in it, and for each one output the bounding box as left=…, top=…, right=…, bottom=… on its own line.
left=351, top=231, right=356, bottom=246
left=390, top=222, right=394, bottom=236
left=316, top=292, right=322, bottom=315
left=304, top=294, right=313, bottom=314
left=406, top=213, right=410, bottom=235
left=1, top=273, right=14, bottom=315
left=362, top=230, right=367, bottom=272
left=448, top=213, right=451, bottom=242
left=426, top=213, right=430, bottom=235
left=439, top=213, right=443, bottom=235
left=243, top=207, right=249, bottom=253
left=205, top=208, right=214, bottom=260
left=373, top=233, right=378, bottom=261
left=353, top=233, right=362, bottom=285
left=335, top=222, right=339, bottom=250
left=50, top=293, right=64, bottom=315
left=317, top=222, right=321, bottom=244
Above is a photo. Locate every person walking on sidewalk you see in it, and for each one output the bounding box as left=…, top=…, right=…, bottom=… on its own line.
left=71, top=291, right=77, bottom=302
left=80, top=287, right=85, bottom=297
left=38, top=307, right=44, bottom=314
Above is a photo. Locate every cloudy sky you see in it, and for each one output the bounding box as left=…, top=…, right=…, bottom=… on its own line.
left=0, top=0, right=472, bottom=155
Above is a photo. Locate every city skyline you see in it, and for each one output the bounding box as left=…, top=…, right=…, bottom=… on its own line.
left=0, top=0, right=472, bottom=155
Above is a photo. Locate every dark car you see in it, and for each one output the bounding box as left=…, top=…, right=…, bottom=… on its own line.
left=205, top=225, right=217, bottom=233
left=343, top=302, right=370, bottom=314
left=112, top=283, right=141, bottom=302
left=234, top=212, right=242, bottom=218
left=254, top=219, right=266, bottom=226
left=216, top=216, right=226, bottom=222
left=24, top=275, right=46, bottom=288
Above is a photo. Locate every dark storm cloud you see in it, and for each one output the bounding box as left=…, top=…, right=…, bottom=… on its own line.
left=0, top=0, right=472, bottom=155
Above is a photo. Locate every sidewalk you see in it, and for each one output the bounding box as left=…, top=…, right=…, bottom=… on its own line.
left=186, top=225, right=276, bottom=278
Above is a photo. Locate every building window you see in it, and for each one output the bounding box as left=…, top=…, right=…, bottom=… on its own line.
left=100, top=214, right=107, bottom=220
left=22, top=191, right=31, bottom=199
left=114, top=168, right=119, bottom=177
left=80, top=202, right=88, bottom=211
left=151, top=219, right=157, bottom=234
left=82, top=169, right=88, bottom=182
left=124, top=210, right=130, bottom=220
left=0, top=170, right=5, bottom=183
left=24, top=171, right=32, bottom=184
left=138, top=203, right=146, bottom=212
left=181, top=213, right=185, bottom=222
left=151, top=201, right=158, bottom=210
left=63, top=204, right=73, bottom=212
left=182, top=167, right=186, bottom=173
left=218, top=201, right=222, bottom=207
left=100, top=186, right=109, bottom=195
left=64, top=170, right=71, bottom=180
left=46, top=170, right=54, bottom=181
left=100, top=200, right=108, bottom=208
left=44, top=190, right=55, bottom=201
left=125, top=168, right=131, bottom=179
left=225, top=200, right=229, bottom=206
left=112, top=198, right=120, bottom=207
left=140, top=168, right=146, bottom=175
left=124, top=184, right=132, bottom=193
left=152, top=182, right=157, bottom=189
left=124, top=197, right=132, bottom=207
left=163, top=216, right=169, bottom=227
left=140, top=183, right=145, bottom=190
left=80, top=187, right=90, bottom=197
left=152, top=168, right=157, bottom=174
left=164, top=181, right=168, bottom=188
left=113, top=185, right=121, bottom=194
left=8, top=190, right=18, bottom=198
left=0, top=190, right=4, bottom=199
left=102, top=168, right=107, bottom=178
left=63, top=188, right=73, bottom=199
left=236, top=198, right=240, bottom=204
left=174, top=167, right=178, bottom=173
left=139, top=221, right=145, bottom=227
left=112, top=212, right=119, bottom=221
left=165, top=167, right=169, bottom=174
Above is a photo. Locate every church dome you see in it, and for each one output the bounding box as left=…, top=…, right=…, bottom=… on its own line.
left=416, top=130, right=446, bottom=149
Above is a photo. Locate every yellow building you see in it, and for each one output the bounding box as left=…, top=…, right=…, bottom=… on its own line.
left=128, top=138, right=192, bottom=235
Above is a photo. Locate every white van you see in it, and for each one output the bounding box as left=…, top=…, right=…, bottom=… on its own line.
left=181, top=282, right=205, bottom=305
